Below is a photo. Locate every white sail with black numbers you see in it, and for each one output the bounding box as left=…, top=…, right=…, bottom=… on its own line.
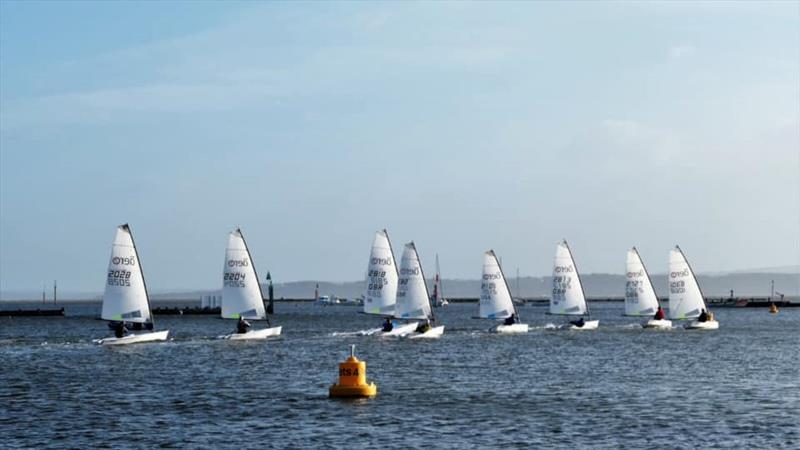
left=101, top=224, right=152, bottom=323
left=668, top=246, right=706, bottom=320
left=549, top=240, right=588, bottom=316
left=395, top=242, right=432, bottom=320
left=480, top=250, right=515, bottom=319
left=624, top=247, right=660, bottom=316
left=363, top=230, right=398, bottom=316
left=221, top=228, right=267, bottom=320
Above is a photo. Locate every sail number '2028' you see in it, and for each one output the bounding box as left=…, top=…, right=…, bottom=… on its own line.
left=224, top=272, right=246, bottom=288
left=107, top=270, right=132, bottom=287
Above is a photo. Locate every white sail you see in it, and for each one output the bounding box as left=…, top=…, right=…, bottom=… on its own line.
left=624, top=247, right=660, bottom=316
left=395, top=242, right=432, bottom=320
left=363, top=230, right=398, bottom=315
left=480, top=250, right=515, bottom=319
left=668, top=246, right=707, bottom=320
left=549, top=240, right=588, bottom=315
left=101, top=224, right=152, bottom=323
left=221, top=228, right=267, bottom=320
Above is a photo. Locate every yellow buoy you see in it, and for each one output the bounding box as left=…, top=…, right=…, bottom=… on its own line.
left=769, top=303, right=778, bottom=314
left=329, top=345, right=377, bottom=398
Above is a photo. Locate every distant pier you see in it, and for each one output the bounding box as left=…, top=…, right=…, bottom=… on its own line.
left=0, top=307, right=65, bottom=317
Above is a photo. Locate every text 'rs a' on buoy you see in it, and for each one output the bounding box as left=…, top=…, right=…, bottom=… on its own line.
left=329, top=345, right=377, bottom=398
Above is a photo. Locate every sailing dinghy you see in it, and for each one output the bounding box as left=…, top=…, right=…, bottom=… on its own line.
left=479, top=250, right=528, bottom=333
left=668, top=246, right=719, bottom=330
left=431, top=254, right=449, bottom=307
left=395, top=242, right=444, bottom=339
left=363, top=229, right=417, bottom=337
left=219, top=228, right=282, bottom=340
left=625, top=247, right=671, bottom=329
left=95, top=224, right=169, bottom=345
left=549, top=240, right=598, bottom=330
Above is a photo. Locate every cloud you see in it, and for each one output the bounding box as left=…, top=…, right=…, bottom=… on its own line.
left=669, top=45, right=696, bottom=59
left=564, top=119, right=684, bottom=172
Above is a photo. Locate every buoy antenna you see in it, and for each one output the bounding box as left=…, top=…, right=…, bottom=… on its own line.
left=350, top=344, right=355, bottom=358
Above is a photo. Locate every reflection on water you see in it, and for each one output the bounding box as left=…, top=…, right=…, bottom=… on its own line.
left=1, top=303, right=798, bottom=448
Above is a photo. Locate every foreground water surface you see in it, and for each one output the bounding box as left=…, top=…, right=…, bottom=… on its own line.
left=1, top=303, right=798, bottom=448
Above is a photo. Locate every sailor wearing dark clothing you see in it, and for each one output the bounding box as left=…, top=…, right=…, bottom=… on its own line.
left=416, top=320, right=432, bottom=334
left=654, top=306, right=665, bottom=320
left=504, top=314, right=516, bottom=326
left=570, top=317, right=585, bottom=328
left=382, top=318, right=393, bottom=332
left=697, top=309, right=708, bottom=323
left=112, top=321, right=128, bottom=338
left=237, top=316, right=251, bottom=334
left=144, top=321, right=153, bottom=331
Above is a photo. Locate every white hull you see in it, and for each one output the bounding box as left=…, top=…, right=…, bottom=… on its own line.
left=643, top=319, right=673, bottom=329
left=96, top=330, right=169, bottom=346
left=563, top=320, right=599, bottom=330
left=221, top=326, right=283, bottom=340
left=407, top=325, right=445, bottom=339
left=685, top=320, right=719, bottom=330
left=491, top=323, right=529, bottom=334
left=380, top=321, right=419, bottom=337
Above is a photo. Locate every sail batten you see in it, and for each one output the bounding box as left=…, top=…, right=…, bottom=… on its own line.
left=668, top=246, right=707, bottom=320
left=624, top=247, right=660, bottom=316
left=363, top=230, right=398, bottom=316
left=395, top=242, right=432, bottom=320
left=549, top=240, right=588, bottom=316
left=221, top=228, right=267, bottom=320
left=480, top=250, right=516, bottom=319
left=101, top=224, right=152, bottom=323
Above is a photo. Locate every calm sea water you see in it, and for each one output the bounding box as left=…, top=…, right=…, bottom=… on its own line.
left=1, top=302, right=798, bottom=449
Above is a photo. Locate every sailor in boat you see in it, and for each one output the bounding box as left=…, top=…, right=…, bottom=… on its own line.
left=504, top=314, right=517, bottom=326
left=415, top=320, right=432, bottom=334
left=110, top=321, right=128, bottom=339
left=697, top=309, right=708, bottom=323
left=382, top=318, right=393, bottom=332
left=569, top=317, right=586, bottom=328
left=236, top=316, right=251, bottom=334
left=129, top=321, right=154, bottom=331
left=653, top=306, right=665, bottom=320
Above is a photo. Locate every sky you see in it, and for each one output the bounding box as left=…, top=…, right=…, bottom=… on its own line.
left=1, top=1, right=798, bottom=296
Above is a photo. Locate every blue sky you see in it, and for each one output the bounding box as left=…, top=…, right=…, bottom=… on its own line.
left=1, top=1, right=798, bottom=296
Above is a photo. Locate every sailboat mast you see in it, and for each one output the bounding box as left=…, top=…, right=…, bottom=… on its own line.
left=564, top=240, right=590, bottom=318
left=494, top=251, right=520, bottom=320
left=384, top=229, right=400, bottom=278
left=413, top=242, right=435, bottom=322
left=238, top=228, right=270, bottom=325
left=125, top=224, right=155, bottom=328
left=635, top=247, right=660, bottom=309
left=677, top=246, right=709, bottom=312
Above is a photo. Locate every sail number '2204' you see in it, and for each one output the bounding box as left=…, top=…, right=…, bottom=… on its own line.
left=224, top=272, right=246, bottom=288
